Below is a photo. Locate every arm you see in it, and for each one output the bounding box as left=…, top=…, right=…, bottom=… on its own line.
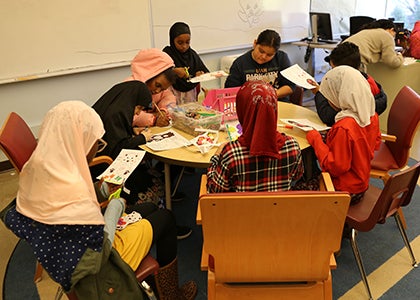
left=314, top=92, right=338, bottom=126
left=380, top=35, right=404, bottom=68
left=306, top=127, right=352, bottom=177
left=274, top=52, right=295, bottom=99
left=103, top=198, right=125, bottom=244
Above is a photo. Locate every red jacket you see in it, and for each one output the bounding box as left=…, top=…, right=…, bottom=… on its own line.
left=307, top=114, right=381, bottom=194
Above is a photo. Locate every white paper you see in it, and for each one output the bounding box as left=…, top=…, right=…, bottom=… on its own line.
left=97, top=149, right=146, bottom=185
left=190, top=130, right=219, bottom=154
left=280, top=64, right=317, bottom=89
left=189, top=70, right=229, bottom=83
left=279, top=119, right=330, bottom=132
left=145, top=129, right=191, bottom=151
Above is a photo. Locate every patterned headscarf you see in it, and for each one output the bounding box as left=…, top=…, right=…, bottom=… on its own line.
left=236, top=80, right=286, bottom=159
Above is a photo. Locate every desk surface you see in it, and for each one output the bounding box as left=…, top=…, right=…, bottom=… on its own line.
left=140, top=102, right=324, bottom=168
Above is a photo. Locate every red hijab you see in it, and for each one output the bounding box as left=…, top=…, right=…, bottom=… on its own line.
left=236, top=80, right=286, bottom=159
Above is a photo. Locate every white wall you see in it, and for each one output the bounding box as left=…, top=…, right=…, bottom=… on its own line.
left=0, top=44, right=306, bottom=162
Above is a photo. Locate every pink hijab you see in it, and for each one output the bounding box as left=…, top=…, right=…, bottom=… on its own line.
left=236, top=80, right=286, bottom=159
left=17, top=101, right=106, bottom=225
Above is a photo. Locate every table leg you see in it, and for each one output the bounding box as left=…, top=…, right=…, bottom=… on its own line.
left=164, top=163, right=172, bottom=210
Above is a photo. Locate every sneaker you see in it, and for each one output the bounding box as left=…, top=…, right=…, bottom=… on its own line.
left=177, top=225, right=192, bottom=240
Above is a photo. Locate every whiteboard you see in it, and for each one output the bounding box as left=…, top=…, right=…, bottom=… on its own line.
left=151, top=0, right=310, bottom=53
left=0, top=0, right=152, bottom=83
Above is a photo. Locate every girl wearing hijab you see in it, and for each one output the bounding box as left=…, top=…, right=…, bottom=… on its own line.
left=126, top=48, right=178, bottom=127
left=306, top=65, right=381, bottom=204
left=206, top=80, right=303, bottom=193
left=163, top=22, right=210, bottom=104
left=2, top=101, right=197, bottom=299
left=92, top=81, right=164, bottom=206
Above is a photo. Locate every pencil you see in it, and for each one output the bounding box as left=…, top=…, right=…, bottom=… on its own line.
left=153, top=102, right=165, bottom=119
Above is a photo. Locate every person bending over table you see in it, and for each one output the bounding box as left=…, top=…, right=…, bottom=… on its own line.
left=207, top=80, right=304, bottom=193
left=125, top=48, right=178, bottom=127
left=2, top=101, right=197, bottom=299
left=92, top=81, right=193, bottom=240
left=224, top=29, right=296, bottom=102
left=306, top=66, right=381, bottom=205
left=344, top=19, right=404, bottom=72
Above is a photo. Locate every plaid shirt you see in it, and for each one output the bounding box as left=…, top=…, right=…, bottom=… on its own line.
left=207, top=136, right=303, bottom=193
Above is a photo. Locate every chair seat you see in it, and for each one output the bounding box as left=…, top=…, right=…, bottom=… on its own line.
left=371, top=142, right=399, bottom=171
left=346, top=185, right=382, bottom=232
left=135, top=254, right=159, bottom=282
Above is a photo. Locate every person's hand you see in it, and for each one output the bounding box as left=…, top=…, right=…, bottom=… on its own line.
left=141, top=127, right=153, bottom=141
left=154, top=111, right=170, bottom=127
left=307, top=79, right=320, bottom=94
left=306, top=129, right=321, bottom=144
left=195, top=70, right=205, bottom=77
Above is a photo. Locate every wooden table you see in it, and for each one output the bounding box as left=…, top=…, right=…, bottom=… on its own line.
left=141, top=102, right=325, bottom=209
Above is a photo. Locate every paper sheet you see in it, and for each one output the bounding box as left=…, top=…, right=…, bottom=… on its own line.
left=280, top=64, right=317, bottom=89
left=97, top=149, right=146, bottom=185
left=279, top=119, right=330, bottom=132
left=145, top=129, right=191, bottom=151
left=189, top=70, right=228, bottom=83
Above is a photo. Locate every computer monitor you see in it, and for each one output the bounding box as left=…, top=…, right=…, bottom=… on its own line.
left=309, top=12, right=333, bottom=41
left=350, top=16, right=375, bottom=35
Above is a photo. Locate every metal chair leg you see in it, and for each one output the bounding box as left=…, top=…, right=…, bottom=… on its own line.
left=349, top=228, right=374, bottom=300
left=394, top=213, right=418, bottom=267
left=139, top=280, right=158, bottom=300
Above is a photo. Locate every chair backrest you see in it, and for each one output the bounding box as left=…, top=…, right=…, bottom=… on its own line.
left=200, top=191, right=350, bottom=283
left=349, top=16, right=375, bottom=35
left=386, top=86, right=420, bottom=168
left=349, top=162, right=420, bottom=232
left=0, top=112, right=37, bottom=172
left=378, top=161, right=420, bottom=222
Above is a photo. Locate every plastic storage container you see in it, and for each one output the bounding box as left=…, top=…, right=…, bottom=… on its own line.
left=202, top=87, right=240, bottom=123
left=170, top=103, right=223, bottom=136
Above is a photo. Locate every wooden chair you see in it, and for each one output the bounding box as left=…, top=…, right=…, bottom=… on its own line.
left=197, top=173, right=350, bottom=300
left=346, top=161, right=420, bottom=300
left=0, top=112, right=160, bottom=299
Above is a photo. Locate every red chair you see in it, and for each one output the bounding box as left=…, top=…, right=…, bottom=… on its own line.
left=346, top=161, right=420, bottom=300
left=370, top=86, right=420, bottom=182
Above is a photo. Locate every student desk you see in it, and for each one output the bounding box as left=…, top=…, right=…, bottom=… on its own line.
left=140, top=102, right=326, bottom=209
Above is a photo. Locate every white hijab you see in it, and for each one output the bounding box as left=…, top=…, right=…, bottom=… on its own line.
left=319, top=65, right=375, bottom=127
left=17, top=101, right=106, bottom=225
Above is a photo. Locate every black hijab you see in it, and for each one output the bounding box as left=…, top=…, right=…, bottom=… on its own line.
left=92, top=81, right=152, bottom=159
left=162, top=22, right=209, bottom=92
